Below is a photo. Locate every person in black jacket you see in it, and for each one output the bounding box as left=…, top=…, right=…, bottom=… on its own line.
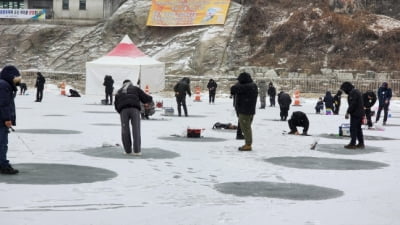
left=114, top=80, right=153, bottom=155
left=103, top=75, right=114, bottom=105
left=35, top=72, right=45, bottom=102
left=288, top=111, right=309, bottom=135
left=267, top=82, right=276, bottom=107
left=277, top=91, right=291, bottom=121
left=323, top=91, right=334, bottom=114
left=375, top=82, right=392, bottom=125
left=173, top=77, right=191, bottom=116
left=363, top=90, right=377, bottom=128
left=230, top=72, right=258, bottom=151
left=333, top=90, right=342, bottom=115
left=68, top=89, right=81, bottom=97
left=207, top=79, right=217, bottom=104
left=0, top=65, right=21, bottom=174
left=340, top=82, right=365, bottom=149
left=19, top=82, right=27, bottom=95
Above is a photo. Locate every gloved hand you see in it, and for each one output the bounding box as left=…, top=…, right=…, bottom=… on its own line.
left=345, top=113, right=349, bottom=119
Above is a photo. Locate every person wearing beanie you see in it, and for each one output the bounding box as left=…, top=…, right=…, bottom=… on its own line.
left=230, top=72, right=258, bottom=151
left=35, top=72, right=46, bottom=102
left=0, top=65, right=21, bottom=174
left=340, top=81, right=365, bottom=149
left=376, top=82, right=392, bottom=125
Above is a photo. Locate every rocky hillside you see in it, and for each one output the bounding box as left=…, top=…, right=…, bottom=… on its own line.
left=0, top=0, right=399, bottom=76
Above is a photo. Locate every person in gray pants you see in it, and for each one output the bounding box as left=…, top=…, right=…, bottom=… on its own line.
left=114, top=80, right=152, bottom=155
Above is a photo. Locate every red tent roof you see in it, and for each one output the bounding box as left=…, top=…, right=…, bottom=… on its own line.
left=106, top=35, right=146, bottom=58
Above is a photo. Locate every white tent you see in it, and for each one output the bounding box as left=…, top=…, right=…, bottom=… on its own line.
left=85, top=35, right=165, bottom=95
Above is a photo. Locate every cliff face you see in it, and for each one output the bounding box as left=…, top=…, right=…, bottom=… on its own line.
left=0, top=0, right=399, bottom=75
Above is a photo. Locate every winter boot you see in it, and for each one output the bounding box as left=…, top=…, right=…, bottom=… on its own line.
left=0, top=165, right=19, bottom=175
left=344, top=144, right=357, bottom=149
left=238, top=145, right=252, bottom=151
left=356, top=143, right=365, bottom=149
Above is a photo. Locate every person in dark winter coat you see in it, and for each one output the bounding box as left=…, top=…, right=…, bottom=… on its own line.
left=258, top=80, right=267, bottom=109
left=19, top=82, right=27, bottom=95
left=173, top=77, right=191, bottom=116
left=103, top=75, right=114, bottom=105
left=333, top=90, right=342, bottom=115
left=35, top=72, right=45, bottom=102
left=340, top=81, right=365, bottom=149
left=315, top=97, right=324, bottom=114
left=288, top=111, right=309, bottom=135
left=267, top=82, right=276, bottom=107
left=0, top=65, right=21, bottom=174
left=206, top=79, right=217, bottom=104
left=323, top=91, right=334, bottom=114
left=363, top=90, right=377, bottom=128
left=114, top=80, right=153, bottom=155
left=68, top=89, right=81, bottom=97
left=230, top=72, right=258, bottom=151
left=277, top=91, right=291, bottom=121
left=375, top=82, right=392, bottom=125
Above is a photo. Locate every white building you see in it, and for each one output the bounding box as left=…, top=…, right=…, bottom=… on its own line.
left=0, top=0, right=126, bottom=20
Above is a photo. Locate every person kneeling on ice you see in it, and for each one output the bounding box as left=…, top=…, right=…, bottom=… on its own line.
left=288, top=111, right=309, bottom=135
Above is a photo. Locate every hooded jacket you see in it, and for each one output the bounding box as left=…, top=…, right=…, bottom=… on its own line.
left=323, top=91, right=334, bottom=109
left=230, top=72, right=258, bottom=115
left=278, top=91, right=292, bottom=108
left=103, top=75, right=114, bottom=93
left=377, top=82, right=392, bottom=106
left=174, top=77, right=191, bottom=98
left=35, top=72, right=46, bottom=90
left=340, top=82, right=365, bottom=117
left=258, top=80, right=267, bottom=98
left=363, top=90, right=377, bottom=108
left=267, top=82, right=276, bottom=97
left=0, top=65, right=20, bottom=126
left=333, top=90, right=342, bottom=106
left=207, top=79, right=217, bottom=94
left=114, top=81, right=153, bottom=113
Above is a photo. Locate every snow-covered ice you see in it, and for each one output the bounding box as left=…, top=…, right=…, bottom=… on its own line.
left=1, top=88, right=400, bottom=225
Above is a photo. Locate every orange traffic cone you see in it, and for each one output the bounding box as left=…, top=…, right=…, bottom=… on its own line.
left=194, top=86, right=201, bottom=101
left=60, top=82, right=66, bottom=95
left=292, top=90, right=301, bottom=106
left=144, top=85, right=150, bottom=94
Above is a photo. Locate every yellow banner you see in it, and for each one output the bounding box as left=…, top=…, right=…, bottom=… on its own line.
left=147, top=0, right=231, bottom=27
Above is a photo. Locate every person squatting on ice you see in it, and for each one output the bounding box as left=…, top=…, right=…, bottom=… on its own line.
left=315, top=97, right=324, bottom=114
left=114, top=80, right=153, bottom=156
left=207, top=79, right=217, bottom=104
left=103, top=75, right=114, bottom=105
left=333, top=90, right=342, bottom=115
left=0, top=65, right=21, bottom=174
left=340, top=82, right=365, bottom=149
left=35, top=72, right=45, bottom=102
left=174, top=77, right=191, bottom=116
left=258, top=80, right=267, bottom=109
left=362, top=90, right=377, bottom=128
left=267, top=82, right=276, bottom=107
left=230, top=72, right=258, bottom=151
left=288, top=111, right=309, bottom=135
left=375, top=82, right=392, bottom=126
left=277, top=91, right=291, bottom=121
